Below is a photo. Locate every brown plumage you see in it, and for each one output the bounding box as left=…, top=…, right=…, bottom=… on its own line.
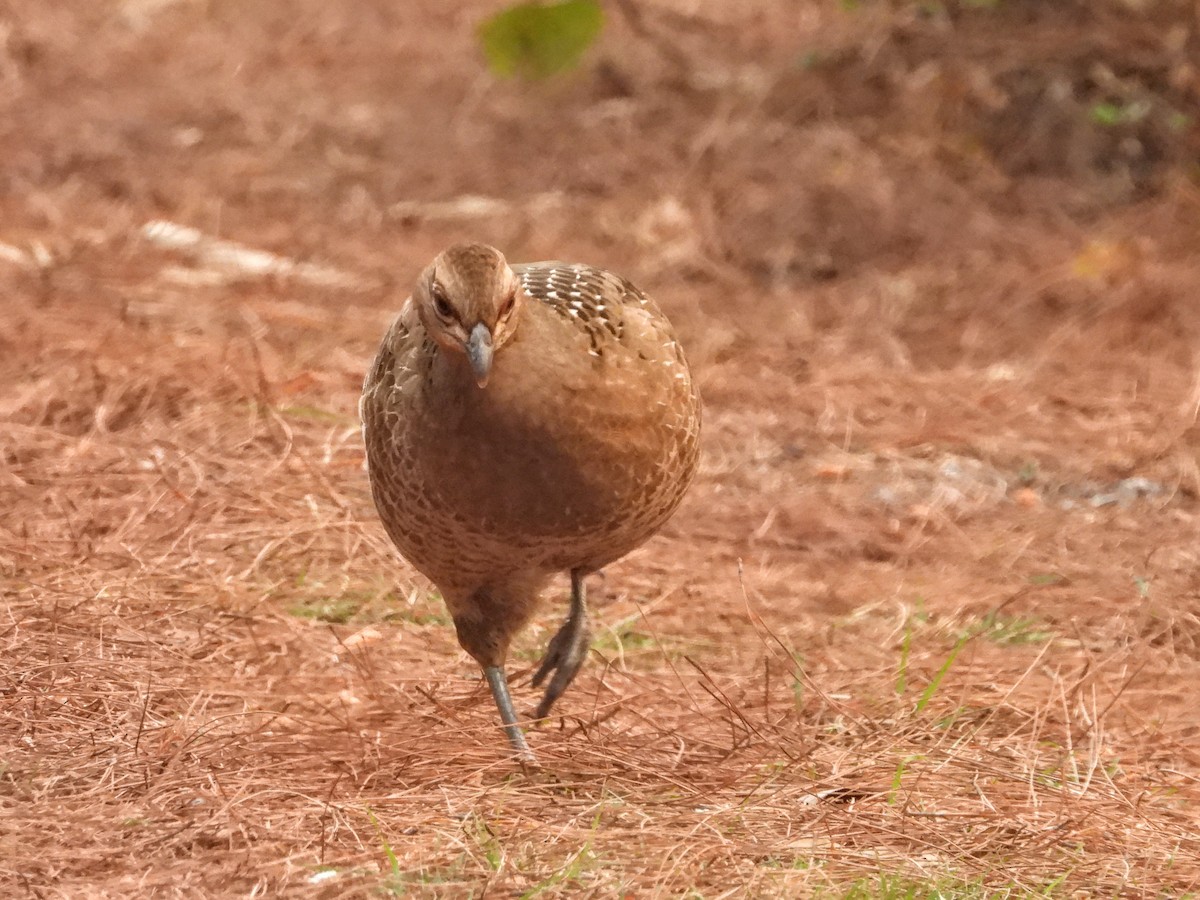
left=360, top=242, right=700, bottom=759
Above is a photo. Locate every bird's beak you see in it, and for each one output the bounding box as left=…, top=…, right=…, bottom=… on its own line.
left=465, top=322, right=494, bottom=388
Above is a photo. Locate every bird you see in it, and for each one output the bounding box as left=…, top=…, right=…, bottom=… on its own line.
left=360, top=242, right=701, bottom=760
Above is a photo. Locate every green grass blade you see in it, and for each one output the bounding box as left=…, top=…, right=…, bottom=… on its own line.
left=915, top=635, right=968, bottom=714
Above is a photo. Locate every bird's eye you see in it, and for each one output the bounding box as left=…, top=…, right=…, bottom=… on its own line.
left=498, top=292, right=516, bottom=319
left=432, top=288, right=454, bottom=320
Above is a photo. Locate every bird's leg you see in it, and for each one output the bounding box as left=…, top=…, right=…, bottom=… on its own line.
left=453, top=600, right=537, bottom=764
left=532, top=569, right=591, bottom=719
left=483, top=665, right=535, bottom=763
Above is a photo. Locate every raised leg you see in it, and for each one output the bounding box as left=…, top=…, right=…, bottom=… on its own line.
left=532, top=569, right=591, bottom=719
left=484, top=665, right=535, bottom=763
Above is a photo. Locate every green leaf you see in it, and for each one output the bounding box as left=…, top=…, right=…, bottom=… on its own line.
left=1167, top=111, right=1193, bottom=132
left=1090, top=102, right=1125, bottom=127
left=1089, top=100, right=1150, bottom=128
left=480, top=0, right=605, bottom=80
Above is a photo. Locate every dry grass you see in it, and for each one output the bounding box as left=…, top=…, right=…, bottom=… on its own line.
left=4, top=0, right=1200, bottom=897
left=5, top=233, right=1200, bottom=897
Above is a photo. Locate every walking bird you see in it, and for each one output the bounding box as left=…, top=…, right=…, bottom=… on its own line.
left=360, top=243, right=700, bottom=759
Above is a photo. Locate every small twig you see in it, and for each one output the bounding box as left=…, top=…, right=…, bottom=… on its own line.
left=318, top=769, right=345, bottom=866
left=133, top=667, right=152, bottom=757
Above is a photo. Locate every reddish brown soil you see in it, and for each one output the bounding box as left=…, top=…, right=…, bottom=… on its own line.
left=3, top=1, right=1200, bottom=896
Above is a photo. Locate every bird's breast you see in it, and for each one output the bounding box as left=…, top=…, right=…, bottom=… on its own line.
left=363, top=292, right=700, bottom=582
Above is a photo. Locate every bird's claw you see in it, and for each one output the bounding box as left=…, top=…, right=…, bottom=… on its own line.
left=531, top=618, right=590, bottom=719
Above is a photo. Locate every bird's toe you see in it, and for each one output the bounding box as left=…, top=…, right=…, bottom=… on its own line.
left=532, top=622, right=591, bottom=719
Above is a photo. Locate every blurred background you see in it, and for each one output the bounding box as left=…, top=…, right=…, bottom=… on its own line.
left=3, top=1, right=1200, bottom=896
left=5, top=0, right=1199, bottom=349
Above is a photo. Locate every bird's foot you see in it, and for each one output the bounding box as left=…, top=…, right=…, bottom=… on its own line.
left=531, top=614, right=591, bottom=720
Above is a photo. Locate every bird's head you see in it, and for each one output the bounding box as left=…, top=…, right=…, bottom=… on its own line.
left=414, top=243, right=524, bottom=388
